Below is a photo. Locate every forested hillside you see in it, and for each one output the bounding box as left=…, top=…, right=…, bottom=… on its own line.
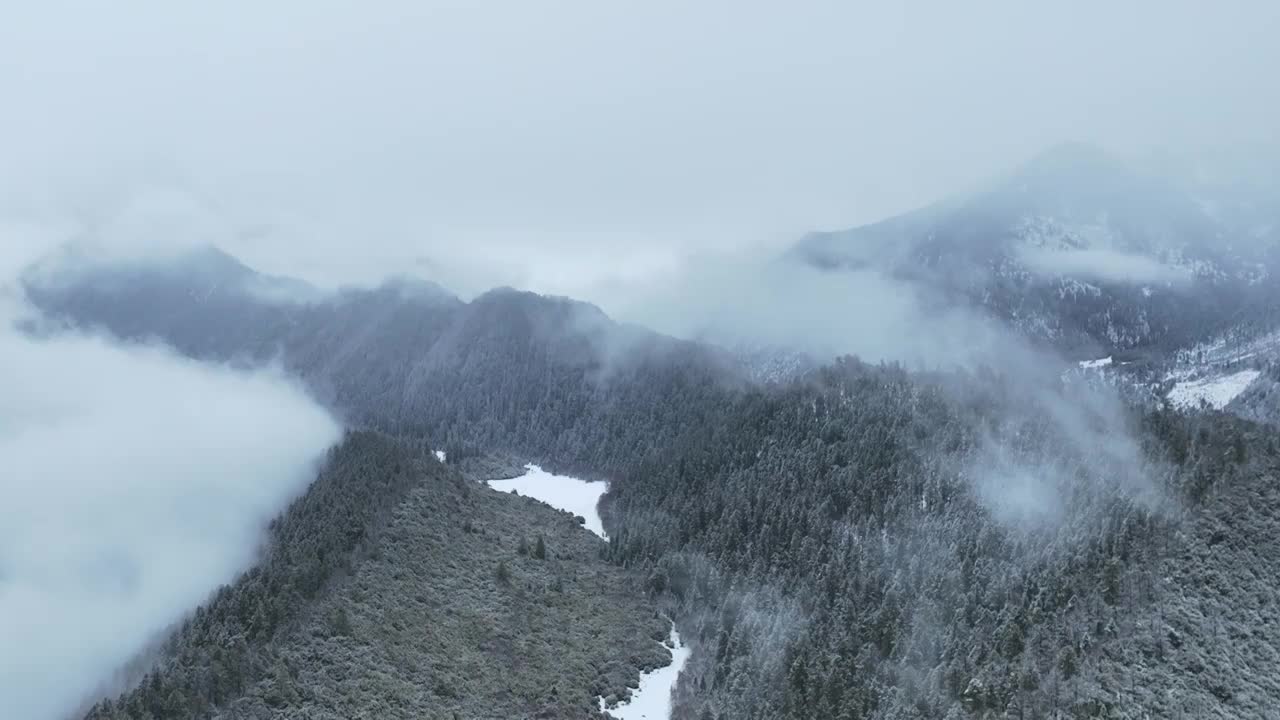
left=28, top=254, right=742, bottom=478
left=82, top=432, right=671, bottom=720
left=605, top=361, right=1280, bottom=718
left=32, top=251, right=1280, bottom=719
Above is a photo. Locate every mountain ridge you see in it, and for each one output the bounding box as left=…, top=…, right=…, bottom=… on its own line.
left=790, top=143, right=1280, bottom=357
left=22, top=147, right=1280, bottom=718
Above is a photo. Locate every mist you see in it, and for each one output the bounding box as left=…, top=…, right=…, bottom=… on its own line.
left=3, top=1, right=1270, bottom=375
left=596, top=249, right=1009, bottom=368
left=0, top=232, right=341, bottom=719
left=1, top=2, right=1276, bottom=297
left=1019, top=247, right=1195, bottom=285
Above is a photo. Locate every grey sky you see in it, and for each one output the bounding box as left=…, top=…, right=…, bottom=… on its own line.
left=1, top=1, right=1276, bottom=300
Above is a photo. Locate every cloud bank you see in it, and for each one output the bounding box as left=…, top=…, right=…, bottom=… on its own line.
left=1020, top=247, right=1194, bottom=285
left=589, top=245, right=1014, bottom=372
left=0, top=228, right=341, bottom=719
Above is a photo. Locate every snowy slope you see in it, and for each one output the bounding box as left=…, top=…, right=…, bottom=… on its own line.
left=1167, top=369, right=1261, bottom=410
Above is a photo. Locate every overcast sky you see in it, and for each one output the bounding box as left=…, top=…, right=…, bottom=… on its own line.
left=1, top=1, right=1276, bottom=299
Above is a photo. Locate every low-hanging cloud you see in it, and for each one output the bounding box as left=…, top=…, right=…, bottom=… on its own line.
left=0, top=228, right=341, bottom=719
left=1019, top=247, right=1194, bottom=285
left=597, top=242, right=1166, bottom=538
left=601, top=247, right=1011, bottom=370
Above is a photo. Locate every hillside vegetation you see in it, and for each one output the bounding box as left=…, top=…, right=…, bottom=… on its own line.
left=84, top=433, right=669, bottom=720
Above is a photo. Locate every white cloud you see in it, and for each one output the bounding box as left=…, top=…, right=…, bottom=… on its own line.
left=1020, top=247, right=1194, bottom=285
left=606, top=251, right=1011, bottom=368
left=0, top=224, right=341, bottom=719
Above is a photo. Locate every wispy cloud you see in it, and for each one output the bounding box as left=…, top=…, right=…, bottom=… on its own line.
left=1020, top=247, right=1194, bottom=285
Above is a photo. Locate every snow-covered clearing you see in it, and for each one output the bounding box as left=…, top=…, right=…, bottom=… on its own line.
left=1167, top=369, right=1260, bottom=410
left=1079, top=356, right=1113, bottom=370
left=487, top=464, right=688, bottom=719
left=488, top=464, right=609, bottom=538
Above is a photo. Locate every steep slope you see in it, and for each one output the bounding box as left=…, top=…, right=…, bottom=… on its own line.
left=1083, top=433, right=1280, bottom=719
left=83, top=432, right=669, bottom=720
left=792, top=143, right=1280, bottom=356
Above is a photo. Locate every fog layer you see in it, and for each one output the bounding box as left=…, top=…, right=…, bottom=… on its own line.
left=1019, top=247, right=1194, bottom=285
left=0, top=231, right=341, bottom=719
left=2, top=2, right=1276, bottom=294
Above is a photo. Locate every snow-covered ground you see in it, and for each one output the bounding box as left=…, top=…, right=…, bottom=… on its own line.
left=486, top=464, right=688, bottom=719
left=433, top=449, right=446, bottom=463
left=599, top=622, right=691, bottom=720
left=488, top=464, right=609, bottom=539
left=1167, top=369, right=1261, bottom=410
left=1078, top=356, right=1113, bottom=369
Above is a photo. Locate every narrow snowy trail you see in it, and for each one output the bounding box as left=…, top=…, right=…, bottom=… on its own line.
left=488, top=464, right=690, bottom=720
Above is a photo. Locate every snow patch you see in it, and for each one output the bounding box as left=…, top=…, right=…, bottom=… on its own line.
left=487, top=464, right=608, bottom=539
left=433, top=449, right=446, bottom=463
left=1078, top=356, right=1113, bottom=370
left=1167, top=369, right=1261, bottom=410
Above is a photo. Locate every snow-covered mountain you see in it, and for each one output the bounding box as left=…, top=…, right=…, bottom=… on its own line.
left=791, top=143, right=1280, bottom=357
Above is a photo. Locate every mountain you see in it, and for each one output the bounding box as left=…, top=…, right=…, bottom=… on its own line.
left=28, top=234, right=1280, bottom=718
left=791, top=143, right=1280, bottom=357
left=25, top=246, right=743, bottom=477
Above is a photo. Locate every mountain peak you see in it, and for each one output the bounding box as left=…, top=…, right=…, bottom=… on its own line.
left=373, top=274, right=459, bottom=304
left=1019, top=141, right=1116, bottom=172
left=999, top=142, right=1138, bottom=199
left=165, top=244, right=255, bottom=281
left=787, top=141, right=1264, bottom=355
